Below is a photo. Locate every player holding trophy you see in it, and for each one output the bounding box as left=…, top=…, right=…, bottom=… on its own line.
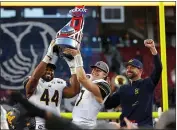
left=56, top=6, right=111, bottom=129
left=23, top=6, right=87, bottom=130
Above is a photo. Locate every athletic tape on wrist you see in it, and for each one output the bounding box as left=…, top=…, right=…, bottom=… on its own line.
left=70, top=67, right=76, bottom=75
left=42, top=56, right=51, bottom=64
left=74, top=54, right=83, bottom=68
left=66, top=60, right=75, bottom=68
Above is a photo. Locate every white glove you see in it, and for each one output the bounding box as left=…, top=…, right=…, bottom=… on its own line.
left=46, top=40, right=56, bottom=59
left=42, top=40, right=56, bottom=63
left=63, top=57, right=76, bottom=75
left=74, top=54, right=83, bottom=68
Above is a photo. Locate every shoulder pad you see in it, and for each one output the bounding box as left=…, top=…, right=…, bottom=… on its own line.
left=92, top=79, right=106, bottom=84
left=96, top=81, right=111, bottom=96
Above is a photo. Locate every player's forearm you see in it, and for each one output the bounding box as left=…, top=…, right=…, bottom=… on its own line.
left=75, top=66, right=94, bottom=94
left=26, top=60, right=47, bottom=96
left=63, top=75, right=80, bottom=98
left=31, top=40, right=54, bottom=80
left=76, top=67, right=101, bottom=99
left=76, top=67, right=88, bottom=84
left=31, top=61, right=47, bottom=80
left=70, top=52, right=102, bottom=100
left=74, top=54, right=87, bottom=83
left=70, top=74, right=80, bottom=95
left=74, top=54, right=99, bottom=94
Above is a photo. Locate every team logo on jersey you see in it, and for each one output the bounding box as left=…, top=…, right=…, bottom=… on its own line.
left=128, top=59, right=133, bottom=63
left=57, top=81, right=63, bottom=84
left=51, top=81, right=55, bottom=84
left=135, top=88, right=139, bottom=95
left=0, top=22, right=56, bottom=89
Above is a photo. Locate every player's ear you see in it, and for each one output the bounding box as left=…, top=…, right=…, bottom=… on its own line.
left=139, top=68, right=143, bottom=74
left=103, top=72, right=107, bottom=78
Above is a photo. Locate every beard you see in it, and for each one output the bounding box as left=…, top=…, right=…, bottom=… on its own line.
left=42, top=74, right=53, bottom=82
left=126, top=71, right=137, bottom=79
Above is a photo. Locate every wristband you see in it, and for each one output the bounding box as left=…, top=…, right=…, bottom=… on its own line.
left=70, top=67, right=76, bottom=75
left=42, top=55, right=51, bottom=64
left=74, top=54, right=83, bottom=68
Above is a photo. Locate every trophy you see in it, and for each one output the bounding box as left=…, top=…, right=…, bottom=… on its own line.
left=54, top=5, right=87, bottom=60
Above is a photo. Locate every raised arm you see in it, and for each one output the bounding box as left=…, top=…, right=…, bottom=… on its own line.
left=63, top=75, right=80, bottom=98
left=144, top=39, right=162, bottom=90
left=63, top=49, right=104, bottom=103
left=75, top=54, right=104, bottom=102
left=62, top=56, right=80, bottom=98
left=150, top=54, right=162, bottom=86
left=25, top=40, right=55, bottom=98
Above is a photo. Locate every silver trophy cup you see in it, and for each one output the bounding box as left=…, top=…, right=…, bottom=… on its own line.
left=54, top=6, right=87, bottom=60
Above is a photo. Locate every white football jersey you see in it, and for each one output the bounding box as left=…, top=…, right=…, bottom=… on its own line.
left=28, top=78, right=66, bottom=129
left=72, top=79, right=111, bottom=128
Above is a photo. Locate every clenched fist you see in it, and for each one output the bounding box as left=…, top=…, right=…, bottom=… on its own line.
left=144, top=39, right=155, bottom=49
left=144, top=39, right=157, bottom=55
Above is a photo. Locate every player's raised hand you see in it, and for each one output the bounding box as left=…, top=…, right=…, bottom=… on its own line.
left=46, top=40, right=56, bottom=59
left=64, top=48, right=83, bottom=68
left=63, top=48, right=80, bottom=56
left=63, top=55, right=76, bottom=75
left=144, top=39, right=155, bottom=49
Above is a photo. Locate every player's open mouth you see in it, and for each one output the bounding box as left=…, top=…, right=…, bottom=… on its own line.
left=46, top=74, right=51, bottom=78
left=127, top=72, right=133, bottom=75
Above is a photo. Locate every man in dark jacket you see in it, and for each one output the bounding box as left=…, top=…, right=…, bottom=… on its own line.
left=105, top=39, right=162, bottom=128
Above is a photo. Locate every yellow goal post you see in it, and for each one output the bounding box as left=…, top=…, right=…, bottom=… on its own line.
left=1, top=1, right=175, bottom=119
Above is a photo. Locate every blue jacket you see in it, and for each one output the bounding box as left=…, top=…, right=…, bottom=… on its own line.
left=105, top=54, right=162, bottom=127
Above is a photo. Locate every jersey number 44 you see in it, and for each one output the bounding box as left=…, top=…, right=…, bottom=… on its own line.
left=40, top=89, right=59, bottom=107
